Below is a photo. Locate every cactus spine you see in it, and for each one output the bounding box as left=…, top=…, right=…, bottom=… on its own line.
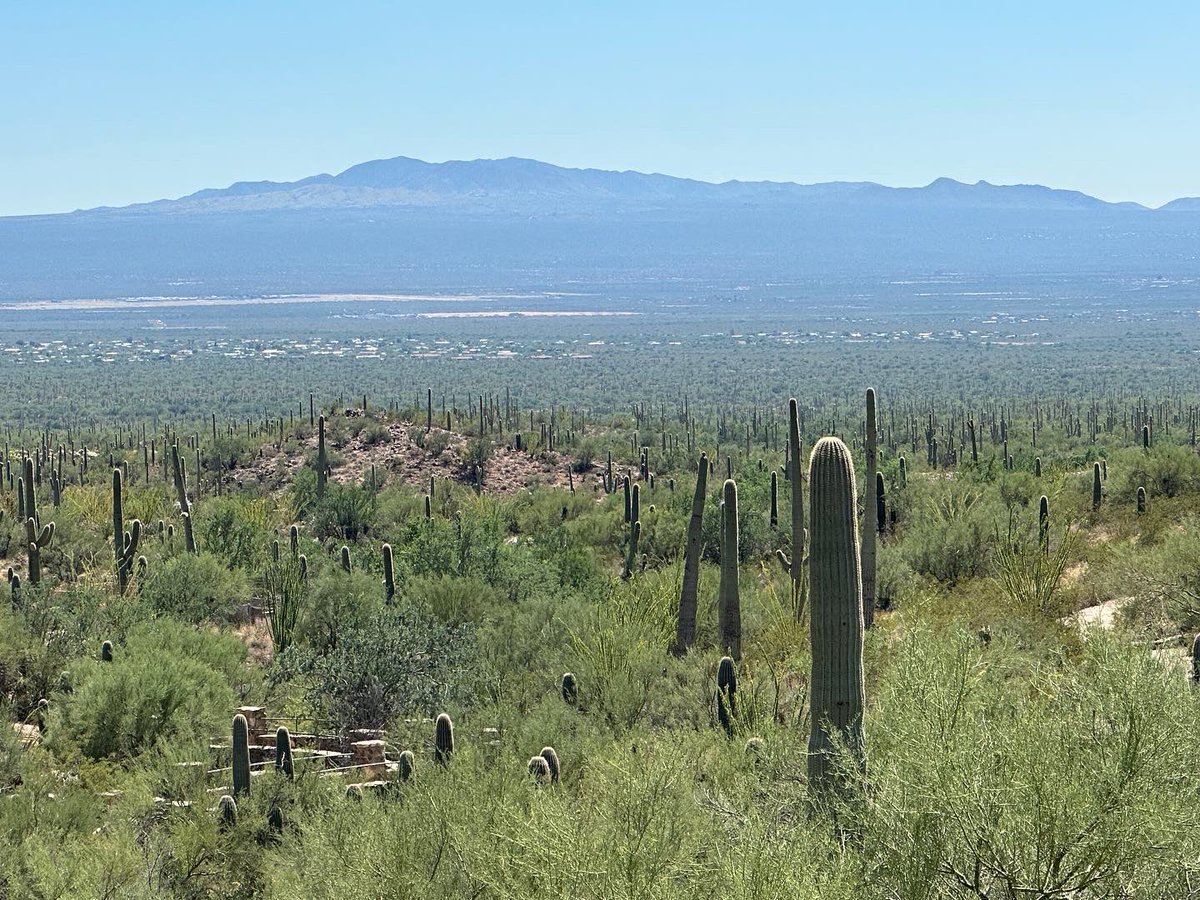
left=112, top=469, right=141, bottom=593
left=232, top=713, right=251, bottom=797
left=674, top=453, right=708, bottom=654
left=862, top=389, right=878, bottom=628
left=716, top=655, right=737, bottom=737
left=718, top=478, right=741, bottom=659
left=434, top=713, right=454, bottom=765
left=807, top=437, right=866, bottom=790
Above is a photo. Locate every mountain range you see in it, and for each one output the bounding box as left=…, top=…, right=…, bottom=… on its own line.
left=2, top=156, right=1199, bottom=302
left=83, top=155, right=1196, bottom=215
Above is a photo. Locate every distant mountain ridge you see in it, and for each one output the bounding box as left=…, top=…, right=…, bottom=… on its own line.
left=4, top=154, right=1200, bottom=303
left=74, top=155, right=1182, bottom=216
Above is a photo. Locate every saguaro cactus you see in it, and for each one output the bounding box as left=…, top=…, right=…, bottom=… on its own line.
left=1136, top=486, right=1147, bottom=515
left=539, top=746, right=561, bottom=783
left=171, top=443, right=197, bottom=553
left=112, top=469, right=141, bottom=593
left=862, top=389, right=878, bottom=628
left=675, top=453, right=708, bottom=654
left=434, top=713, right=454, bottom=765
left=275, top=726, right=294, bottom=780
left=1092, top=462, right=1103, bottom=511
left=769, top=471, right=778, bottom=528
left=232, top=714, right=252, bottom=797
left=718, top=479, right=741, bottom=660
left=716, top=655, right=737, bottom=738
left=807, top=437, right=866, bottom=790
left=777, top=399, right=807, bottom=619
left=316, top=415, right=328, bottom=499
left=382, top=543, right=396, bottom=602
left=560, top=672, right=578, bottom=706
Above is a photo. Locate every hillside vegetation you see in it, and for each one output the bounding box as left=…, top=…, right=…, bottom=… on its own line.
left=3, top=388, right=1200, bottom=898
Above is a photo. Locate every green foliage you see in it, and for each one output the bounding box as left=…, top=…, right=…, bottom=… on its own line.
left=53, top=621, right=243, bottom=759
left=284, top=607, right=474, bottom=732
left=140, top=552, right=251, bottom=623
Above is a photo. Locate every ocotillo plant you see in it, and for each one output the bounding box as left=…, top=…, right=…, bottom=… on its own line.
left=232, top=713, right=252, bottom=798
left=718, top=479, right=742, bottom=660
left=434, top=713, right=454, bottom=765
left=716, top=655, right=737, bottom=738
left=674, top=453, right=708, bottom=654
left=382, top=543, right=396, bottom=602
left=316, top=415, right=328, bottom=499
left=862, top=388, right=878, bottom=628
left=807, top=436, right=866, bottom=791
left=275, top=726, right=294, bottom=780
left=112, top=469, right=141, bottom=593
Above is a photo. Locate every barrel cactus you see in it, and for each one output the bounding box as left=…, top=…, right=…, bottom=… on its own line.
left=539, top=746, right=561, bottom=783
left=434, top=713, right=454, bottom=765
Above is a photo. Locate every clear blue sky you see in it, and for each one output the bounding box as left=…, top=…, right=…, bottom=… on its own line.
left=3, top=1, right=1198, bottom=215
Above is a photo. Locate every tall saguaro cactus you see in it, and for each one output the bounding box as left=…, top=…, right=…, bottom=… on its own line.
left=232, top=713, right=251, bottom=798
left=316, top=415, right=328, bottom=499
left=674, top=453, right=708, bottom=654
left=862, top=389, right=878, bottom=628
left=170, top=443, right=197, bottom=553
left=112, top=469, right=142, bottom=593
left=807, top=437, right=866, bottom=790
left=718, top=478, right=741, bottom=660
left=776, top=399, right=807, bottom=620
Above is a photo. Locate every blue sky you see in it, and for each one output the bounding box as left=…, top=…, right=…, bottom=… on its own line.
left=2, top=2, right=1198, bottom=215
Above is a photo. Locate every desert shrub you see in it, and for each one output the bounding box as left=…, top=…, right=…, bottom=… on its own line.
left=359, top=421, right=390, bottom=446
left=295, top=569, right=382, bottom=652
left=902, top=478, right=999, bottom=584
left=286, top=607, right=474, bottom=732
left=1118, top=444, right=1200, bottom=499
left=850, top=625, right=1200, bottom=897
left=140, top=552, right=250, bottom=623
left=195, top=495, right=272, bottom=569
left=405, top=574, right=497, bottom=626
left=54, top=621, right=243, bottom=759
left=311, top=484, right=376, bottom=541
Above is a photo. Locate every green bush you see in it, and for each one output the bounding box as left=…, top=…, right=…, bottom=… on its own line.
left=140, top=552, right=251, bottom=623
left=54, top=621, right=243, bottom=759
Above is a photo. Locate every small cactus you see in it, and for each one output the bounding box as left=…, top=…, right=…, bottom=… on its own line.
left=560, top=672, right=578, bottom=706
left=434, top=713, right=454, bottom=765
left=382, top=543, right=395, bottom=602
left=539, top=746, right=561, bottom=784
left=340, top=545, right=351, bottom=573
left=716, top=655, right=737, bottom=738
left=217, top=794, right=238, bottom=830
left=398, top=749, right=415, bottom=782
left=232, top=714, right=251, bottom=798
left=1136, top=486, right=1147, bottom=515
left=527, top=755, right=552, bottom=783
left=101, top=640, right=114, bottom=662
left=275, top=726, right=294, bottom=780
